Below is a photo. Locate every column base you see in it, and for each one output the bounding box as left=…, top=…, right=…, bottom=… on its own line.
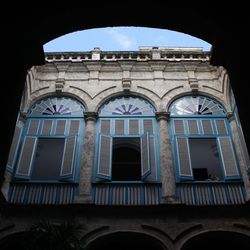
left=73, top=195, right=93, bottom=204
left=161, top=195, right=180, bottom=204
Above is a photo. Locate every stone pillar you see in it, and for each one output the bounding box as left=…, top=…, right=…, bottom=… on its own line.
left=74, top=112, right=98, bottom=203
left=156, top=112, right=177, bottom=203
left=228, top=112, right=250, bottom=201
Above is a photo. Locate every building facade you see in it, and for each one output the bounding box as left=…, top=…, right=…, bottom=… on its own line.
left=1, top=47, right=250, bottom=249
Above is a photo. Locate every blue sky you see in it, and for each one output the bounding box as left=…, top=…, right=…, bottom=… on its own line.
left=43, top=27, right=211, bottom=52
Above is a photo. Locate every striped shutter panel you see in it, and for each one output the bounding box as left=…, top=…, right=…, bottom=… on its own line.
left=7, top=123, right=22, bottom=171
left=143, top=119, right=153, bottom=134
left=201, top=120, right=213, bottom=135
left=100, top=120, right=111, bottom=135
left=55, top=120, right=66, bottom=135
left=129, top=119, right=139, bottom=135
left=176, top=137, right=193, bottom=180
left=27, top=120, right=39, bottom=135
left=141, top=132, right=151, bottom=179
left=60, top=136, right=76, bottom=180
left=115, top=120, right=124, bottom=135
left=69, top=120, right=80, bottom=135
left=217, top=137, right=240, bottom=179
left=41, top=120, right=53, bottom=135
left=97, top=134, right=112, bottom=180
left=215, top=119, right=228, bottom=135
left=145, top=134, right=157, bottom=181
left=15, top=136, right=37, bottom=179
left=187, top=120, right=199, bottom=134
left=173, top=120, right=185, bottom=134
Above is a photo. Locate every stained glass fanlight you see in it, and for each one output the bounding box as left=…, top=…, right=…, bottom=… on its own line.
left=29, top=97, right=85, bottom=116
left=169, top=96, right=226, bottom=116
left=99, top=97, right=155, bottom=116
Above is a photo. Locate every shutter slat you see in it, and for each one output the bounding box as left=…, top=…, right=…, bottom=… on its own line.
left=16, top=136, right=37, bottom=178
left=218, top=137, right=239, bottom=179
left=97, top=134, right=112, bottom=179
left=176, top=137, right=193, bottom=179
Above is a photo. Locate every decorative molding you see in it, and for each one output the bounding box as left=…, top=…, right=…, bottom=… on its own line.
left=156, top=111, right=170, bottom=121
left=122, top=78, right=131, bottom=92
left=84, top=112, right=98, bottom=122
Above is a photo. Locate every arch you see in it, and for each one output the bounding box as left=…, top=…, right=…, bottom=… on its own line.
left=0, top=232, right=27, bottom=250
left=98, top=96, right=156, bottom=117
left=168, top=94, right=227, bottom=116
left=180, top=230, right=250, bottom=250
left=86, top=231, right=168, bottom=250
left=27, top=95, right=86, bottom=116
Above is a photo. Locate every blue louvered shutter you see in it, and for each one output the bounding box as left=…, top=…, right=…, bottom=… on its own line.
left=141, top=131, right=151, bottom=179
left=15, top=136, right=37, bottom=179
left=217, top=136, right=240, bottom=180
left=97, top=134, right=112, bottom=180
left=59, top=135, right=77, bottom=181
left=6, top=123, right=23, bottom=172
left=176, top=137, right=193, bottom=180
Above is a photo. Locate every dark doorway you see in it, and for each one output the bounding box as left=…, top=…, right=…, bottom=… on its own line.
left=112, top=138, right=141, bottom=181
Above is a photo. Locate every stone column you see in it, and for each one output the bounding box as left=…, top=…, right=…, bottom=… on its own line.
left=228, top=112, right=250, bottom=201
left=74, top=112, right=98, bottom=203
left=156, top=112, right=177, bottom=203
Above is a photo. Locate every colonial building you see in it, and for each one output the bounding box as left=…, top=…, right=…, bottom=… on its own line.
left=1, top=47, right=250, bottom=249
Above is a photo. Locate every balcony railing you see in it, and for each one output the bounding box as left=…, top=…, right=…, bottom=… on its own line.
left=176, top=181, right=246, bottom=206
left=92, top=182, right=162, bottom=206
left=9, top=182, right=78, bottom=205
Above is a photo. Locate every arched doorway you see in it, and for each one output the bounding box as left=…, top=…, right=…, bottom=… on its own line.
left=86, top=232, right=167, bottom=250
left=181, top=231, right=250, bottom=250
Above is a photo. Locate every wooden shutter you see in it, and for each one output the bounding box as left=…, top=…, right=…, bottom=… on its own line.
left=15, top=136, right=37, bottom=179
left=217, top=137, right=240, bottom=179
left=143, top=119, right=153, bottom=134
left=97, top=134, right=112, bottom=180
left=60, top=136, right=77, bottom=180
left=145, top=134, right=157, bottom=181
left=176, top=137, right=193, bottom=180
left=7, top=123, right=22, bottom=171
left=141, top=132, right=151, bottom=179
left=173, top=119, right=185, bottom=134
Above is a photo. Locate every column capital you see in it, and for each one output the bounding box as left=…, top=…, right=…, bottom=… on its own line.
left=156, top=111, right=170, bottom=121
left=84, top=112, right=98, bottom=122
left=227, top=111, right=234, bottom=121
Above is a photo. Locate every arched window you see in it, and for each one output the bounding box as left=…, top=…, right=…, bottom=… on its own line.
left=13, top=96, right=85, bottom=182
left=96, top=96, right=159, bottom=182
left=169, top=95, right=240, bottom=181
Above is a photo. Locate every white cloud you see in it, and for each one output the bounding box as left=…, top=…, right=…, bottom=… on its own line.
left=107, top=28, right=137, bottom=49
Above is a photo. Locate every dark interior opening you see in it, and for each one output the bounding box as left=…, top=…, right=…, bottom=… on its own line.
left=112, top=138, right=141, bottom=181
left=189, top=138, right=223, bottom=181
left=31, top=138, right=65, bottom=180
